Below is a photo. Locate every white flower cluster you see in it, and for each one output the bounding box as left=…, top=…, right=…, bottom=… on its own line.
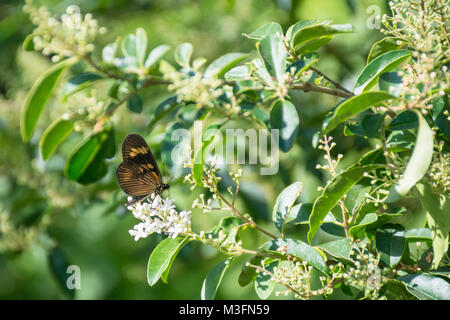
left=165, top=71, right=224, bottom=108
left=23, top=4, right=106, bottom=61
left=127, top=194, right=192, bottom=241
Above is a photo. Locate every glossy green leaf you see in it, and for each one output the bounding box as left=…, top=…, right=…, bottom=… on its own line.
left=122, top=33, right=137, bottom=58
left=405, top=228, right=432, bottom=241
left=388, top=110, right=418, bottom=131
left=288, top=53, right=319, bottom=76
left=251, top=58, right=273, bottom=85
left=398, top=274, right=450, bottom=300
left=102, top=40, right=119, bottom=64
left=386, top=111, right=433, bottom=203
left=144, top=44, right=170, bottom=70
left=317, top=238, right=353, bottom=263
left=270, top=99, right=300, bottom=152
left=175, top=42, right=193, bottom=67
left=379, top=71, right=403, bottom=97
left=238, top=255, right=263, bottom=287
left=48, top=247, right=75, bottom=299
left=262, top=238, right=328, bottom=274
left=257, top=33, right=287, bottom=82
left=147, top=96, right=180, bottom=132
left=416, top=183, right=450, bottom=269
left=308, top=164, right=382, bottom=243
left=224, top=65, right=251, bottom=81
left=367, top=37, right=404, bottom=63
left=62, top=73, right=103, bottom=102
left=285, top=19, right=321, bottom=44
left=23, top=33, right=35, bottom=51
left=354, top=49, right=411, bottom=95
left=161, top=237, right=191, bottom=283
left=135, top=28, right=148, bottom=67
left=349, top=213, right=378, bottom=237
left=40, top=118, right=74, bottom=160
left=243, top=22, right=283, bottom=40
left=272, top=182, right=303, bottom=234
left=291, top=23, right=354, bottom=53
left=376, top=223, right=406, bottom=267
left=21, top=57, right=77, bottom=141
left=322, top=91, right=395, bottom=134
left=147, top=237, right=189, bottom=286
left=255, top=260, right=279, bottom=300
left=204, top=53, right=248, bottom=80
left=127, top=94, right=143, bottom=113
left=65, top=128, right=115, bottom=184
left=201, top=258, right=233, bottom=300
left=285, top=203, right=313, bottom=225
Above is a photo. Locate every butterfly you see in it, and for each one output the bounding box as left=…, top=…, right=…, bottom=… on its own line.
left=116, top=134, right=169, bottom=206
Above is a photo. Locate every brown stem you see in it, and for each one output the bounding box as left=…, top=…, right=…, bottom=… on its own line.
left=214, top=190, right=278, bottom=240
left=310, top=66, right=354, bottom=96
left=291, top=82, right=353, bottom=98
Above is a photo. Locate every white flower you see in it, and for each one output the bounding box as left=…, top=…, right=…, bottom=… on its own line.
left=127, top=194, right=192, bottom=241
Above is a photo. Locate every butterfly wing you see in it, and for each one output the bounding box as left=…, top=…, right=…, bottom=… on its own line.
left=116, top=160, right=160, bottom=197
left=121, top=134, right=162, bottom=178
left=116, top=134, right=163, bottom=198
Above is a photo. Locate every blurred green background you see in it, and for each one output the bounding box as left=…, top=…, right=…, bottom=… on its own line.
left=0, top=0, right=388, bottom=299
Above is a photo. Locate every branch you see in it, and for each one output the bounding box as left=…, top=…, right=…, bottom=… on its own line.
left=291, top=82, right=353, bottom=98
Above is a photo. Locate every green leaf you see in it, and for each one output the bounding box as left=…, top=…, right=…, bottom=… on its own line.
left=285, top=203, right=313, bottom=226
left=270, top=99, right=300, bottom=152
left=160, top=237, right=191, bottom=283
left=65, top=128, right=115, bottom=184
left=262, top=238, right=328, bottom=275
left=288, top=52, right=319, bottom=76
left=367, top=37, right=404, bottom=63
left=376, top=223, right=406, bottom=267
left=255, top=260, right=279, bottom=299
left=201, top=258, right=233, bottom=300
left=147, top=96, right=180, bottom=132
left=398, top=274, right=450, bottom=300
left=243, top=22, right=283, bottom=40
left=354, top=49, right=412, bottom=95
left=147, top=237, right=189, bottom=286
left=135, top=28, right=148, bottom=67
left=388, top=110, right=418, bottom=131
left=162, top=121, right=191, bottom=178
left=272, top=182, right=303, bottom=234
left=48, top=247, right=75, bottom=299
left=122, top=33, right=137, bottom=58
left=286, top=19, right=321, bottom=44
left=192, top=122, right=224, bottom=185
left=257, top=34, right=287, bottom=82
left=317, top=238, right=353, bottom=263
left=251, top=58, right=274, bottom=85
left=203, top=53, right=248, bottom=80
left=40, top=118, right=74, bottom=160
left=349, top=213, right=378, bottom=237
left=322, top=91, right=395, bottom=134
left=308, top=164, right=382, bottom=243
left=416, top=183, right=450, bottom=269
left=127, top=94, right=143, bottom=113
left=291, top=23, right=355, bottom=54
left=379, top=71, right=403, bottom=97
left=386, top=111, right=433, bottom=203
left=238, top=255, right=263, bottom=287
left=20, top=57, right=77, bottom=141
left=224, top=65, right=251, bottom=81
left=23, top=33, right=35, bottom=51
left=405, top=228, right=433, bottom=241
left=62, top=73, right=103, bottom=102
left=102, top=40, right=119, bottom=64
left=144, top=44, right=170, bottom=70
left=175, top=43, right=193, bottom=67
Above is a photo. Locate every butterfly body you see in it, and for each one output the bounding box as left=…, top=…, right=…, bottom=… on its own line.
left=116, top=134, right=169, bottom=206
